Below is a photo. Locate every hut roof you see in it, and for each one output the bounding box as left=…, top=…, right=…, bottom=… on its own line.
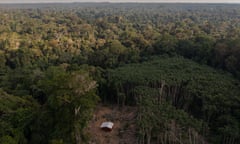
left=100, top=122, right=114, bottom=130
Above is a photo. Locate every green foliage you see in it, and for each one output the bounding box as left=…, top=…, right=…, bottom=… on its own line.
left=30, top=66, right=99, bottom=144
left=0, top=65, right=99, bottom=144
left=153, top=33, right=178, bottom=55
left=107, top=56, right=240, bottom=143
left=1, top=3, right=240, bottom=144
left=0, top=89, right=38, bottom=144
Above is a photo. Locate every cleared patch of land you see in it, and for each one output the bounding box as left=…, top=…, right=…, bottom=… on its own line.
left=87, top=105, right=137, bottom=144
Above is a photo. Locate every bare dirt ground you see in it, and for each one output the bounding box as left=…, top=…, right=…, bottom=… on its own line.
left=87, top=105, right=137, bottom=144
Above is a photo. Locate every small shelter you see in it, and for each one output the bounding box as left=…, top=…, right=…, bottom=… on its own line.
left=100, top=122, right=114, bottom=131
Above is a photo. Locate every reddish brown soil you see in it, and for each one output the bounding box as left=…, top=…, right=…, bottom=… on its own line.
left=87, top=105, right=137, bottom=144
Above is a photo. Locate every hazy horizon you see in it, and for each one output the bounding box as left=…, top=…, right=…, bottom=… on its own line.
left=0, top=0, right=240, bottom=4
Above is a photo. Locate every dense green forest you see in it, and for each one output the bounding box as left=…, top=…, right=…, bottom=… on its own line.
left=0, top=3, right=240, bottom=144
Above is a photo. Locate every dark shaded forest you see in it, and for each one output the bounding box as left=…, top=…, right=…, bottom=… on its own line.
left=0, top=3, right=240, bottom=144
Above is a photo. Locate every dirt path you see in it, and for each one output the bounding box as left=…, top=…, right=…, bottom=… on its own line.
left=87, top=105, right=137, bottom=144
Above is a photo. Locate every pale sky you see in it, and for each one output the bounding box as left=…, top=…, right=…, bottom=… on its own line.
left=0, top=0, right=240, bottom=3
